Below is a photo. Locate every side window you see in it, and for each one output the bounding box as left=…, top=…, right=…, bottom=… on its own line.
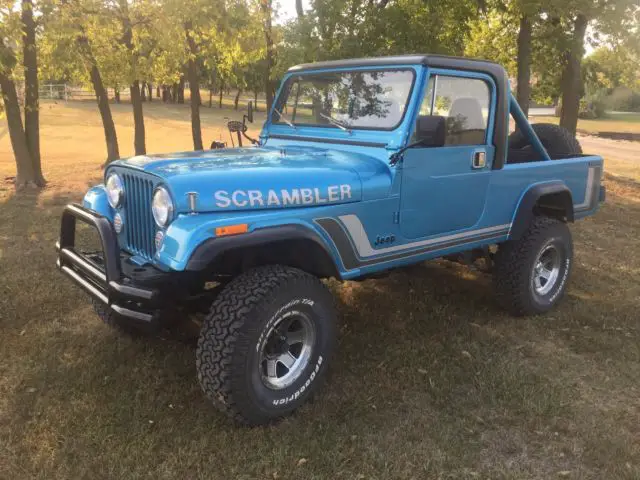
left=416, top=75, right=491, bottom=146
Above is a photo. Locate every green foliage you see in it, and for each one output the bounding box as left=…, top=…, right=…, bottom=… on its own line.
left=605, top=87, right=640, bottom=112
left=579, top=90, right=608, bottom=118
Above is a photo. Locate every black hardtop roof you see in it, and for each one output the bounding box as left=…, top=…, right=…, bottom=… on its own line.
left=287, top=54, right=504, bottom=74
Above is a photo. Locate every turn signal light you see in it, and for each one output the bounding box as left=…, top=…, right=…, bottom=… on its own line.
left=215, top=224, right=248, bottom=237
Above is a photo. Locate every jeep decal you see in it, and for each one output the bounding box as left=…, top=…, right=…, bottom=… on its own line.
left=214, top=184, right=352, bottom=208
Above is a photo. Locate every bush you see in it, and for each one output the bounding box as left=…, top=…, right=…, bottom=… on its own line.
left=579, top=91, right=608, bottom=119
left=605, top=87, right=640, bottom=112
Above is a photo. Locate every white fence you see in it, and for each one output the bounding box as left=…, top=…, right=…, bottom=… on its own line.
left=39, top=84, right=126, bottom=101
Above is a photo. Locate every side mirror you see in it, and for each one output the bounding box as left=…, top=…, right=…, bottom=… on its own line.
left=415, top=115, right=446, bottom=147
left=247, top=101, right=254, bottom=123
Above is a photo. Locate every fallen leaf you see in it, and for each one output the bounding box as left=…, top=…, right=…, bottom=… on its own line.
left=297, top=458, right=307, bottom=467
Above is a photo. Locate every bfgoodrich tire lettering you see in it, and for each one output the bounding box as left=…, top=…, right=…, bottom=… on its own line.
left=196, top=265, right=336, bottom=425
left=494, top=216, right=573, bottom=316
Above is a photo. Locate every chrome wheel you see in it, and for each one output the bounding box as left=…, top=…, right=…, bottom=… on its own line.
left=532, top=244, right=561, bottom=296
left=259, top=312, right=316, bottom=390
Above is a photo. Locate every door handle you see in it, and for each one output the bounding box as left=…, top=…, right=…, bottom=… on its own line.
left=472, top=151, right=486, bottom=169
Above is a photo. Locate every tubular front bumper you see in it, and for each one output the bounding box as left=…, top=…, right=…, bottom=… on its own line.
left=56, top=203, right=162, bottom=326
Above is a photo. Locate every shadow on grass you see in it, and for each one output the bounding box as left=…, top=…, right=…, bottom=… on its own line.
left=1, top=257, right=584, bottom=478
left=1, top=176, right=639, bottom=478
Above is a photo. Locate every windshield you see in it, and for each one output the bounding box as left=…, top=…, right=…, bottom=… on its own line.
left=272, top=69, right=415, bottom=130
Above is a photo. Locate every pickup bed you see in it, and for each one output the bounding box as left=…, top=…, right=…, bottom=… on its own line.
left=56, top=54, right=604, bottom=425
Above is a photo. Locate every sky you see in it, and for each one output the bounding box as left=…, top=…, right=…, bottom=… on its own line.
left=274, top=0, right=311, bottom=24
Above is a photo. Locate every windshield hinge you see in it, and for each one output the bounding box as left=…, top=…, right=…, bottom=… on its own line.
left=389, top=152, right=403, bottom=166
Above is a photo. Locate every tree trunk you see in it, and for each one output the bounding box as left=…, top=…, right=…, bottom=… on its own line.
left=185, top=22, right=203, bottom=150
left=114, top=86, right=121, bottom=103
left=516, top=14, right=532, bottom=119
left=559, top=14, right=588, bottom=136
left=260, top=0, right=275, bottom=112
left=89, top=65, right=120, bottom=162
left=209, top=89, right=213, bottom=108
left=295, top=0, right=304, bottom=18
left=177, top=76, right=185, bottom=103
left=21, top=0, right=45, bottom=186
left=156, top=85, right=160, bottom=98
left=219, top=86, right=224, bottom=108
left=76, top=33, right=120, bottom=163
left=254, top=90, right=259, bottom=111
left=147, top=83, right=152, bottom=102
left=141, top=81, right=147, bottom=102
left=130, top=81, right=146, bottom=154
left=0, top=72, right=37, bottom=189
left=234, top=89, right=242, bottom=110
left=172, top=83, right=178, bottom=103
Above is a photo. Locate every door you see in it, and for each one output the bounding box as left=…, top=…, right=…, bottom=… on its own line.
left=400, top=72, right=495, bottom=239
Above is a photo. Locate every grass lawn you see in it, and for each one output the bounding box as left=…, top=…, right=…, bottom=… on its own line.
left=533, top=112, right=640, bottom=134
left=1, top=101, right=639, bottom=479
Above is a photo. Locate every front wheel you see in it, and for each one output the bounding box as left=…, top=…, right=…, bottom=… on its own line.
left=196, top=265, right=336, bottom=425
left=493, top=217, right=573, bottom=316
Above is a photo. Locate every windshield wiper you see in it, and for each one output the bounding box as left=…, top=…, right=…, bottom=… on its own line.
left=319, top=113, right=352, bottom=133
left=274, top=108, right=296, bottom=129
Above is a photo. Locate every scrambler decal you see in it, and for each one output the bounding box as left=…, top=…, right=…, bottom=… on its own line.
left=214, top=184, right=352, bottom=208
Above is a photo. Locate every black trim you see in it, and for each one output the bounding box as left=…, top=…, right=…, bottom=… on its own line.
left=510, top=182, right=574, bottom=239
left=288, top=54, right=501, bottom=72
left=315, top=218, right=509, bottom=271
left=268, top=134, right=386, bottom=148
left=56, top=203, right=181, bottom=328
left=599, top=185, right=606, bottom=203
left=273, top=68, right=417, bottom=132
left=185, top=224, right=341, bottom=278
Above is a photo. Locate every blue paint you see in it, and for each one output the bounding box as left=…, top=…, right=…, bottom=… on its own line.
left=84, top=59, right=602, bottom=279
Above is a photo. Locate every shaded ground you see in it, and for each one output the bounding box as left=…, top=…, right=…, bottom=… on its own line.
left=0, top=102, right=639, bottom=479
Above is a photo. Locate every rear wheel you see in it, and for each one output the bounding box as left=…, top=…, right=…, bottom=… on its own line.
left=196, top=265, right=336, bottom=425
left=494, top=217, right=573, bottom=316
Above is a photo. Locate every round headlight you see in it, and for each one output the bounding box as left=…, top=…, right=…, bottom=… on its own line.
left=106, top=173, right=124, bottom=208
left=152, top=186, right=174, bottom=227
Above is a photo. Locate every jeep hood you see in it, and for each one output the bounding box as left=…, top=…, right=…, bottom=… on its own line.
left=111, top=146, right=390, bottom=213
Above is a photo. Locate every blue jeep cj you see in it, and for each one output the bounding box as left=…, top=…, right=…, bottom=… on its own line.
left=57, top=55, right=605, bottom=425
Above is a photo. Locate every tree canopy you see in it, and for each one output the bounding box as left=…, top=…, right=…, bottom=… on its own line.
left=1, top=0, right=639, bottom=183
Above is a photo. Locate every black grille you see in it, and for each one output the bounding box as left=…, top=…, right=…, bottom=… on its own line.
left=121, top=173, right=155, bottom=260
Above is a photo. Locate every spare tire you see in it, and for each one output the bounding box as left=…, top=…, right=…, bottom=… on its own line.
left=508, top=123, right=582, bottom=157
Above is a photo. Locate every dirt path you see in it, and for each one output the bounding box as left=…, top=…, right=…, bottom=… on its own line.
left=579, top=135, right=639, bottom=161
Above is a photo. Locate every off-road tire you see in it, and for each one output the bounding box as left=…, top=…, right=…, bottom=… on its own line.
left=92, top=299, right=120, bottom=327
left=509, top=123, right=582, bottom=156
left=196, top=265, right=336, bottom=425
left=494, top=216, right=573, bottom=316
left=91, top=299, right=144, bottom=335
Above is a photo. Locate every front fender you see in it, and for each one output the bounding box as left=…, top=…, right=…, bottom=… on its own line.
left=155, top=212, right=342, bottom=277
left=82, top=185, right=114, bottom=220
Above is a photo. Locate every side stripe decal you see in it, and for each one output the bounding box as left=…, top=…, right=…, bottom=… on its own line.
left=574, top=165, right=601, bottom=212
left=314, top=216, right=511, bottom=271
left=338, top=214, right=510, bottom=258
